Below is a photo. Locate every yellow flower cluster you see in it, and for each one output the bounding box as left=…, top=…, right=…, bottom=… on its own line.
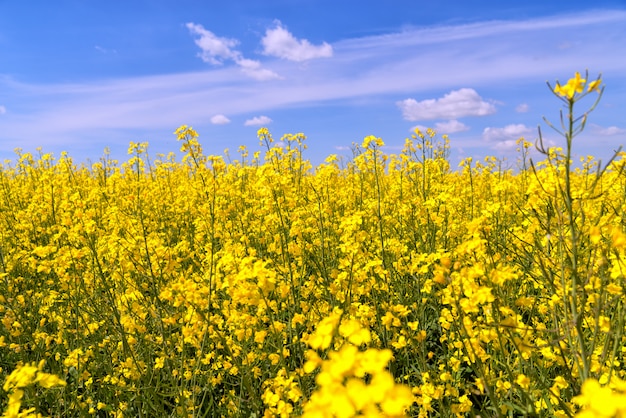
left=303, top=345, right=413, bottom=417
left=553, top=71, right=602, bottom=99
left=574, top=378, right=626, bottom=417
left=2, top=361, right=65, bottom=418
left=303, top=316, right=413, bottom=417
left=0, top=73, right=624, bottom=417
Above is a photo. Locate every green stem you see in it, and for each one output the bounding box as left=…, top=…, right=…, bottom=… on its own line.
left=564, top=97, right=589, bottom=382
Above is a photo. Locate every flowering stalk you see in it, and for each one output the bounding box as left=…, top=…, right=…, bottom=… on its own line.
left=536, top=71, right=619, bottom=385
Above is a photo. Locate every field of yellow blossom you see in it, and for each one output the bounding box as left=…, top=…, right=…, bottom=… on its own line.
left=1, top=73, right=625, bottom=417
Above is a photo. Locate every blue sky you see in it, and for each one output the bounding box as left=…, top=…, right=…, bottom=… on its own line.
left=1, top=0, right=625, bottom=167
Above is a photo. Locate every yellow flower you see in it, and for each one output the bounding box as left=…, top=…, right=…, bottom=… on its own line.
left=154, top=357, right=165, bottom=370
left=379, top=383, right=415, bottom=415
left=339, top=319, right=371, bottom=346
left=2, top=361, right=66, bottom=417
left=308, top=313, right=341, bottom=350
left=2, top=364, right=39, bottom=391
left=573, top=379, right=624, bottom=417
left=5, top=389, right=25, bottom=417
left=36, top=372, right=67, bottom=389
left=303, top=345, right=412, bottom=417
left=587, top=79, right=602, bottom=93
left=554, top=71, right=586, bottom=99
left=516, top=374, right=531, bottom=390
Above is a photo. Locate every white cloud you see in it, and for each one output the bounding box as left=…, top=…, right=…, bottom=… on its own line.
left=262, top=21, right=333, bottom=62
left=434, top=120, right=470, bottom=133
left=483, top=124, right=534, bottom=142
left=210, top=114, right=231, bottom=125
left=186, top=23, right=239, bottom=65
left=596, top=125, right=626, bottom=136
left=398, top=89, right=496, bottom=121
left=0, top=105, right=5, bottom=115
left=186, top=22, right=280, bottom=80
left=410, top=125, right=428, bottom=133
left=516, top=103, right=529, bottom=113
left=244, top=115, right=272, bottom=126
left=411, top=120, right=469, bottom=134
left=492, top=139, right=519, bottom=152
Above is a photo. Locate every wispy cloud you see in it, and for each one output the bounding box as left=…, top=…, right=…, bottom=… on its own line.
left=95, top=45, right=118, bottom=54
left=235, top=58, right=282, bottom=81
left=210, top=114, right=231, bottom=125
left=593, top=125, right=626, bottom=136
left=516, top=103, right=529, bottom=113
left=0, top=105, right=6, bottom=115
left=398, top=89, right=496, bottom=121
left=186, top=22, right=280, bottom=80
left=261, top=21, right=333, bottom=62
left=244, top=115, right=272, bottom=126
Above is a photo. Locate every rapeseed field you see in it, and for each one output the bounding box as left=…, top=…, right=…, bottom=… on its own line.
left=1, top=73, right=625, bottom=417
